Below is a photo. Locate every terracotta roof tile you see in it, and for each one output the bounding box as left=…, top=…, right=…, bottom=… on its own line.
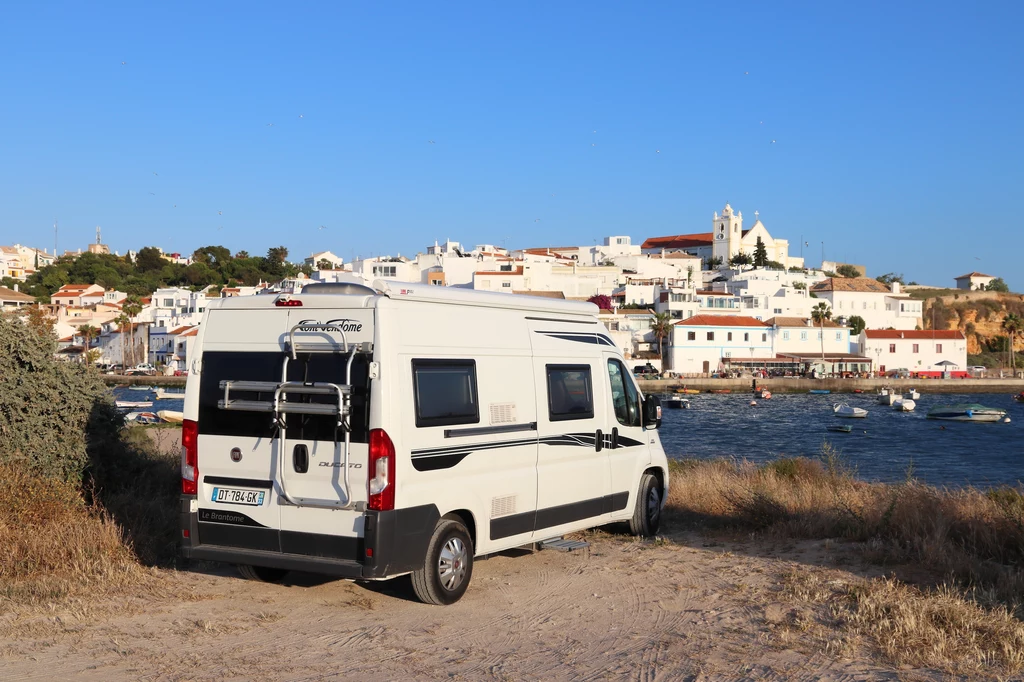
left=954, top=272, right=994, bottom=279
left=864, top=330, right=964, bottom=340
left=766, top=316, right=840, bottom=328
left=641, top=232, right=713, bottom=249
left=674, top=314, right=772, bottom=327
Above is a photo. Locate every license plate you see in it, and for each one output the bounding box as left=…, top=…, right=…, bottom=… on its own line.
left=211, top=487, right=265, bottom=506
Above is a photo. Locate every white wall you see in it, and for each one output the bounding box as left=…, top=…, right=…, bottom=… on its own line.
left=669, top=323, right=773, bottom=374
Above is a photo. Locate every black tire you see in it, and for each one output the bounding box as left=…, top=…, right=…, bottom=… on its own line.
left=411, top=519, right=474, bottom=605
left=628, top=473, right=662, bottom=537
left=237, top=564, right=289, bottom=583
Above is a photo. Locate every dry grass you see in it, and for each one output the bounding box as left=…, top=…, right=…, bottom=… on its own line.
left=0, top=464, right=146, bottom=605
left=666, top=451, right=1024, bottom=603
left=780, top=570, right=1024, bottom=676
left=666, top=452, right=1024, bottom=675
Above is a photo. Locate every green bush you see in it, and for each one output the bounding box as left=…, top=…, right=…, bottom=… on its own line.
left=0, top=313, right=116, bottom=482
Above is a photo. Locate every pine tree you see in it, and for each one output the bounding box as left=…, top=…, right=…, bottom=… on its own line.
left=753, top=237, right=768, bottom=267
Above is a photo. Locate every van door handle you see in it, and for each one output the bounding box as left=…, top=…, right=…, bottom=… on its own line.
left=293, top=444, right=309, bottom=474
left=611, top=427, right=619, bottom=449
left=595, top=429, right=603, bottom=452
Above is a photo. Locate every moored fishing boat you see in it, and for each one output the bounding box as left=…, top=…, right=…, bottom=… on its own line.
left=154, top=387, right=186, bottom=400
left=905, top=388, right=920, bottom=400
left=116, top=400, right=153, bottom=409
left=809, top=389, right=831, bottom=395
left=833, top=403, right=868, bottom=418
left=893, top=398, right=916, bottom=412
left=926, top=404, right=1006, bottom=423
left=156, top=409, right=184, bottom=424
left=665, top=396, right=690, bottom=409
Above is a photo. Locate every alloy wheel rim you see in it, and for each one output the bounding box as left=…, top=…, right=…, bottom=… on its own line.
left=647, top=486, right=661, bottom=525
left=438, top=537, right=468, bottom=591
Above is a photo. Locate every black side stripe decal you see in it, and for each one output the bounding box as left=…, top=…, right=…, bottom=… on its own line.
left=490, top=491, right=631, bottom=540
left=410, top=433, right=644, bottom=472
left=535, top=331, right=616, bottom=347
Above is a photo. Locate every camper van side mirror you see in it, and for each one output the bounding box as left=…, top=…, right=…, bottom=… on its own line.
left=643, top=395, right=662, bottom=429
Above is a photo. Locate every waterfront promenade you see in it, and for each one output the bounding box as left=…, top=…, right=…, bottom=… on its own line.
left=640, top=376, right=1024, bottom=394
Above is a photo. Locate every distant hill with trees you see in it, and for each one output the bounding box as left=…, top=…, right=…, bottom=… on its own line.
left=1, top=246, right=305, bottom=301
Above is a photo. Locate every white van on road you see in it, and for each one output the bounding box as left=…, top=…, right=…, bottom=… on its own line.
left=179, top=281, right=668, bottom=604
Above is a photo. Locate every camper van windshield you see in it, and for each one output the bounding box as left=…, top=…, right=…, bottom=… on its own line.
left=199, top=351, right=371, bottom=442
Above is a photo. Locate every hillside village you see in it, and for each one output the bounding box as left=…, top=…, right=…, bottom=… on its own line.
left=1, top=203, right=1019, bottom=378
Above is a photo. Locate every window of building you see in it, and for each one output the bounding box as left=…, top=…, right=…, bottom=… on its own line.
left=163, top=298, right=174, bottom=307
left=800, top=331, right=808, bottom=341
left=886, top=303, right=892, bottom=311
left=671, top=293, right=684, bottom=302
left=862, top=302, right=867, bottom=310
left=672, top=311, right=682, bottom=319
left=835, top=331, right=842, bottom=341
left=501, top=282, right=511, bottom=288
left=547, top=365, right=595, bottom=422
left=936, top=343, right=943, bottom=353
left=889, top=344, right=896, bottom=353
left=499, top=264, right=513, bottom=272
left=761, top=333, right=767, bottom=342
left=774, top=308, right=782, bottom=314
left=817, top=331, right=822, bottom=340
left=783, top=331, right=790, bottom=340
left=687, top=331, right=696, bottom=341
left=707, top=331, right=715, bottom=341
left=606, top=360, right=640, bottom=427
left=744, top=332, right=749, bottom=341
left=723, top=351, right=732, bottom=358
left=912, top=344, right=919, bottom=353
left=373, top=265, right=398, bottom=277
left=727, top=332, right=733, bottom=341
left=412, top=359, right=479, bottom=427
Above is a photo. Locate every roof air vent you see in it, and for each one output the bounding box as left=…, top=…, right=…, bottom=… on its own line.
left=300, top=282, right=378, bottom=296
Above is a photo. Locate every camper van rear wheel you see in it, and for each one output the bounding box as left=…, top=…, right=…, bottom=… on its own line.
left=411, top=519, right=474, bottom=605
left=629, top=473, right=662, bottom=537
left=237, top=564, right=288, bottom=583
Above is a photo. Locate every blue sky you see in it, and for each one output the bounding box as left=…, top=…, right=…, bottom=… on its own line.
left=2, top=2, right=1022, bottom=289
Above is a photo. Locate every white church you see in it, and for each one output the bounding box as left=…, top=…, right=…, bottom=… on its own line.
left=641, top=203, right=804, bottom=270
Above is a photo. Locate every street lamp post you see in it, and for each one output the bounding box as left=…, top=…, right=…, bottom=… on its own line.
left=874, top=347, right=882, bottom=377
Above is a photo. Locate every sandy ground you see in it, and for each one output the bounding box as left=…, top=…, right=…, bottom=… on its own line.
left=1, top=523, right=947, bottom=682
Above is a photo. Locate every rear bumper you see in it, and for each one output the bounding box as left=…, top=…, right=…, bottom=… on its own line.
left=179, top=497, right=439, bottom=580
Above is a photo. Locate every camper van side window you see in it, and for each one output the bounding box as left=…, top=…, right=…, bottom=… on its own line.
left=607, top=359, right=641, bottom=427
left=412, top=359, right=479, bottom=427
left=546, top=365, right=594, bottom=421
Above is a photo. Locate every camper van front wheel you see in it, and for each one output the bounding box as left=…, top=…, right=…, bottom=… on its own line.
left=628, top=473, right=662, bottom=537
left=411, top=519, right=474, bottom=605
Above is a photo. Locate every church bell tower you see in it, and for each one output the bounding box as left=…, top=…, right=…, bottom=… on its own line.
left=711, top=203, right=742, bottom=265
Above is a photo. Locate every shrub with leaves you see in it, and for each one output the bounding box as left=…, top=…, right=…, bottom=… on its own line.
left=0, top=312, right=115, bottom=482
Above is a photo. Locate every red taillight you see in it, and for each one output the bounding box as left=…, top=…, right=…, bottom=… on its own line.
left=181, top=419, right=199, bottom=495
left=275, top=297, right=303, bottom=307
left=367, top=428, right=395, bottom=511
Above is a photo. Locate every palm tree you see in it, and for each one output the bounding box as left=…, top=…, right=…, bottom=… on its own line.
left=114, top=314, right=131, bottom=369
left=811, top=301, right=832, bottom=374
left=77, top=324, right=100, bottom=364
left=121, top=295, right=144, bottom=368
left=1003, top=313, right=1023, bottom=373
left=651, top=312, right=673, bottom=369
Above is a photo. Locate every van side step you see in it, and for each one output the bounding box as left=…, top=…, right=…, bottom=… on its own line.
left=538, top=537, right=590, bottom=552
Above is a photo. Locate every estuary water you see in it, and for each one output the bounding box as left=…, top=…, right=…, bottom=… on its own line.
left=657, top=391, right=1023, bottom=488
left=114, top=387, right=1023, bottom=489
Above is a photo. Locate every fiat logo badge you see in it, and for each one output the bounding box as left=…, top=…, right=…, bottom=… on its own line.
left=230, top=447, right=242, bottom=462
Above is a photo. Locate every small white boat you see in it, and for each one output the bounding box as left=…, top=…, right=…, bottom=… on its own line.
left=833, top=403, right=868, bottom=418
left=157, top=410, right=184, bottom=424
left=905, top=389, right=920, bottom=400
left=116, top=400, right=153, bottom=409
left=128, top=385, right=154, bottom=392
left=665, top=396, right=690, bottom=409
left=877, top=387, right=896, bottom=405
left=154, top=387, right=186, bottom=400
left=124, top=411, right=161, bottom=424
left=893, top=398, right=916, bottom=412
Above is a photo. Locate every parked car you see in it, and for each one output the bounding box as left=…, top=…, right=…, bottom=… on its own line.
left=125, top=363, right=157, bottom=376
left=103, top=364, right=124, bottom=375
left=633, top=363, right=658, bottom=377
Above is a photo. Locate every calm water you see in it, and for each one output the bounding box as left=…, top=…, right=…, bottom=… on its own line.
left=114, top=387, right=1023, bottom=488
left=657, top=391, right=1024, bottom=488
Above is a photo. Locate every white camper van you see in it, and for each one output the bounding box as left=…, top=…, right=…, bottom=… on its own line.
left=179, top=281, right=668, bottom=605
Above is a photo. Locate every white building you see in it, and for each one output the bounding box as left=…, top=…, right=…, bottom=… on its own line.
left=148, top=287, right=214, bottom=328
left=669, top=315, right=773, bottom=375
left=859, top=329, right=967, bottom=377
left=304, top=251, right=345, bottom=270
left=954, top=272, right=996, bottom=291
left=770, top=316, right=850, bottom=355
left=598, top=308, right=657, bottom=359
left=50, top=284, right=105, bottom=307
left=809, top=278, right=922, bottom=330
left=641, top=203, right=803, bottom=269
